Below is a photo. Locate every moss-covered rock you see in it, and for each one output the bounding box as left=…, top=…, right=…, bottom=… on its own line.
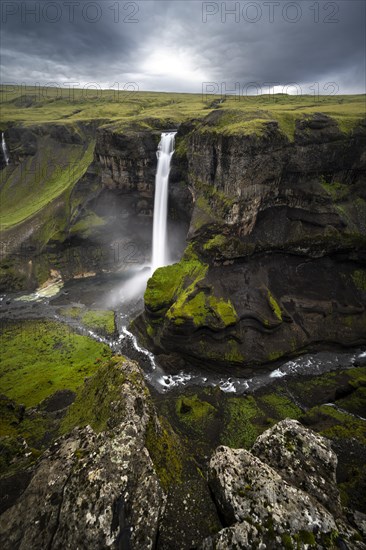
left=145, top=416, right=184, bottom=491
left=144, top=246, right=208, bottom=315
left=167, top=290, right=239, bottom=329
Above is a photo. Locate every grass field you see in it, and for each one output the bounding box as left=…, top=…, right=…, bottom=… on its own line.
left=1, top=85, right=365, bottom=138
left=0, top=320, right=111, bottom=407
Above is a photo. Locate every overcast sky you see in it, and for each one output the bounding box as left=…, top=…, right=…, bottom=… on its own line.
left=1, top=0, right=365, bottom=94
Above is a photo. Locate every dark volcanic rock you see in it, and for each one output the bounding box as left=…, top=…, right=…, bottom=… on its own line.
left=140, top=115, right=366, bottom=369
left=0, top=123, right=191, bottom=289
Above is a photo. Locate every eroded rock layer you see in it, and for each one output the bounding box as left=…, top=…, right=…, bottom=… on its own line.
left=141, top=114, right=366, bottom=368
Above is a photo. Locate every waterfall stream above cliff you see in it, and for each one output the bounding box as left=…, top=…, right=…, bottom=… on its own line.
left=1, top=132, right=9, bottom=165
left=152, top=132, right=177, bottom=272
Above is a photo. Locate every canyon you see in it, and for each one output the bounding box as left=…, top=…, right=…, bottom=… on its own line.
left=0, top=88, right=365, bottom=548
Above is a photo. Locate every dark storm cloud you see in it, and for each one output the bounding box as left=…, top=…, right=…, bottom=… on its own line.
left=1, top=0, right=365, bottom=93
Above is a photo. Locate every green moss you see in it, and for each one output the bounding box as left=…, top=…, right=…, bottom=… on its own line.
left=59, top=307, right=116, bottom=336
left=351, top=269, right=366, bottom=291
left=0, top=326, right=115, bottom=477
left=320, top=178, right=350, bottom=202
left=176, top=394, right=216, bottom=436
left=0, top=395, right=23, bottom=438
left=347, top=366, right=366, bottom=388
left=259, top=393, right=302, bottom=420
left=337, top=386, right=366, bottom=417
left=145, top=252, right=208, bottom=313
left=59, top=306, right=83, bottom=319
left=174, top=136, right=188, bottom=157
left=0, top=320, right=111, bottom=407
left=294, top=530, right=316, bottom=546
left=199, top=110, right=269, bottom=137
left=320, top=530, right=339, bottom=547
left=197, top=338, right=244, bottom=364
left=145, top=416, right=184, bottom=491
left=171, top=291, right=208, bottom=326
left=60, top=357, right=127, bottom=434
left=167, top=287, right=238, bottom=329
left=267, top=289, right=282, bottom=321
left=221, top=396, right=263, bottom=449
left=338, top=462, right=366, bottom=512
left=0, top=139, right=95, bottom=230
left=203, top=234, right=227, bottom=251
left=224, top=339, right=245, bottom=363
left=82, top=310, right=115, bottom=336
left=193, top=181, right=235, bottom=224
left=267, top=350, right=284, bottom=362
left=70, top=211, right=107, bottom=238
left=281, top=533, right=294, bottom=550
left=302, top=404, right=366, bottom=445
left=210, top=296, right=238, bottom=325
left=0, top=435, right=42, bottom=476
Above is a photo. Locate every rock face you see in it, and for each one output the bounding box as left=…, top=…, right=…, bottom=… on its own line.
left=141, top=115, right=366, bottom=369
left=251, top=418, right=342, bottom=517
left=0, top=358, right=165, bottom=549
left=202, top=419, right=365, bottom=549
left=0, top=123, right=191, bottom=290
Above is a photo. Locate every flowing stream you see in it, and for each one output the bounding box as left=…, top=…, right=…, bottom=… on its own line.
left=1, top=277, right=365, bottom=395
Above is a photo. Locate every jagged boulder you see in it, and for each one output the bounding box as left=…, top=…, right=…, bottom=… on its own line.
left=251, top=418, right=342, bottom=516
left=202, top=419, right=365, bottom=549
left=0, top=358, right=165, bottom=550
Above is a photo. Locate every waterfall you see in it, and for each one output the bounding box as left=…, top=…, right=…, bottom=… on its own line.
left=151, top=132, right=177, bottom=273
left=1, top=133, right=9, bottom=165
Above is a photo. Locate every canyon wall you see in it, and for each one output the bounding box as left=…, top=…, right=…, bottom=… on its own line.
left=1, top=112, right=365, bottom=368
left=141, top=113, right=366, bottom=369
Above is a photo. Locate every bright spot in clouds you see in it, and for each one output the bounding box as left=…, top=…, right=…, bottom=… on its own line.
left=142, top=48, right=207, bottom=83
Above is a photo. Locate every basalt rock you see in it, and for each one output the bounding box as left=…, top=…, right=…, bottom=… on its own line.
left=201, top=419, right=365, bottom=549
left=251, top=418, right=342, bottom=517
left=0, top=358, right=165, bottom=550
left=140, top=115, right=366, bottom=370
left=0, top=123, right=191, bottom=290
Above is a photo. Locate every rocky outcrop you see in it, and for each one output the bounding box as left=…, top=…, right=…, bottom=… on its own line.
left=251, top=418, right=342, bottom=516
left=0, top=358, right=165, bottom=549
left=140, top=115, right=366, bottom=369
left=202, top=419, right=365, bottom=549
left=1, top=364, right=365, bottom=549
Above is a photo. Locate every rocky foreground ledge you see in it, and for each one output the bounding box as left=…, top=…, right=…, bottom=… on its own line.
left=201, top=419, right=365, bottom=549
left=0, top=358, right=365, bottom=549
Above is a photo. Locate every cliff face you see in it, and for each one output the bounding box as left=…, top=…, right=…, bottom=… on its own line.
left=142, top=114, right=366, bottom=369
left=187, top=113, right=366, bottom=241
left=1, top=112, right=366, bottom=368
left=0, top=124, right=190, bottom=290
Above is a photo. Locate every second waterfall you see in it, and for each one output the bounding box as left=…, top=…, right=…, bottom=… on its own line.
left=151, top=132, right=177, bottom=273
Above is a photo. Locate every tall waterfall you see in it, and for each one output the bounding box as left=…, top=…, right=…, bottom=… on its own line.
left=151, top=132, right=177, bottom=272
left=1, top=133, right=9, bottom=165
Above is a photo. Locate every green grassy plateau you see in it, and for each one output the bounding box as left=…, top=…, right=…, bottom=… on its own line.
left=1, top=85, right=364, bottom=135
left=0, top=86, right=364, bottom=240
